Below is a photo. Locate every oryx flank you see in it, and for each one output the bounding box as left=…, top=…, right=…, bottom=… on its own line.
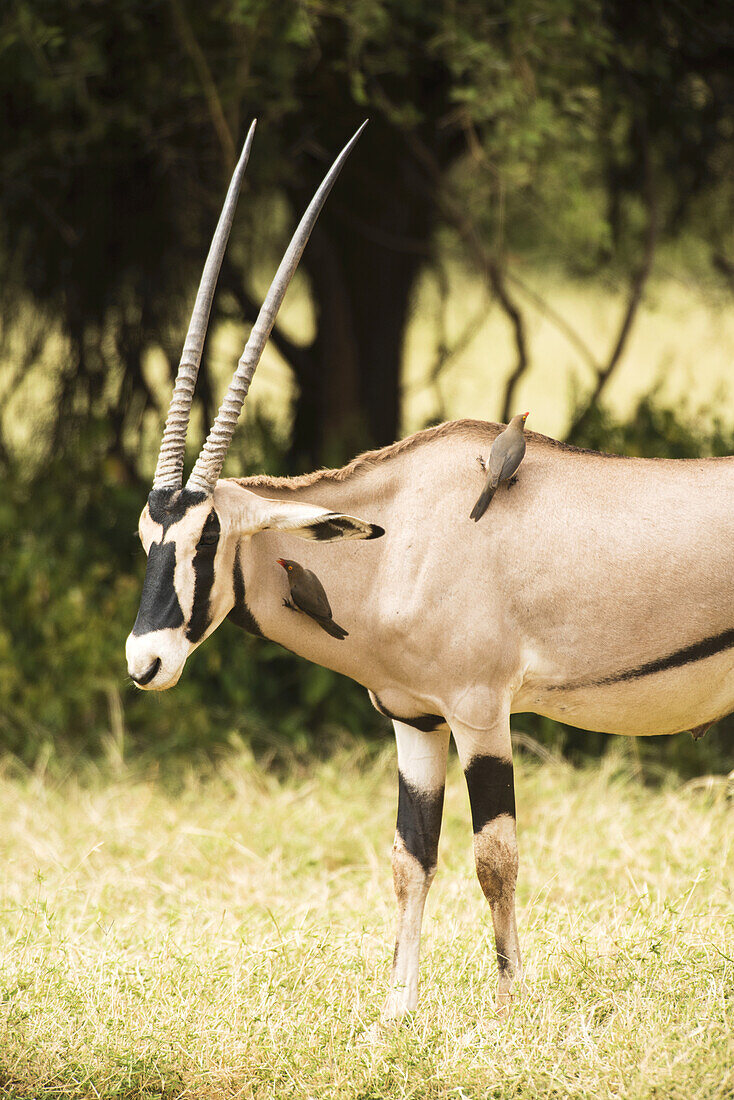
left=127, top=123, right=734, bottom=1020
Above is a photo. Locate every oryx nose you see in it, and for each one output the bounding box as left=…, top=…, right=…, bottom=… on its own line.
left=130, top=657, right=161, bottom=686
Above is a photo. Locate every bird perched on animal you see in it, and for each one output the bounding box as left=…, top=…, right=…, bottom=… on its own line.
left=470, top=412, right=529, bottom=522
left=277, top=558, right=349, bottom=640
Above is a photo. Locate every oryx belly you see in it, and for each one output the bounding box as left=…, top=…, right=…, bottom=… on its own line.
left=518, top=645, right=734, bottom=736
left=489, top=452, right=734, bottom=738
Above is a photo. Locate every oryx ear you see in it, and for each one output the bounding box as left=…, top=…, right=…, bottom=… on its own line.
left=263, top=500, right=384, bottom=542
left=216, top=483, right=385, bottom=541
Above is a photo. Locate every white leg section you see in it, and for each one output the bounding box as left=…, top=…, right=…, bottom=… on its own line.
left=383, top=719, right=449, bottom=1021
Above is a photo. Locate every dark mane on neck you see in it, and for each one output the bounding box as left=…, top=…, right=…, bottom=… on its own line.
left=234, top=420, right=491, bottom=491
left=231, top=418, right=630, bottom=493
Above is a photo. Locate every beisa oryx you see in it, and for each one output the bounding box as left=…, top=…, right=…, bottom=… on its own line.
left=127, top=122, right=734, bottom=1020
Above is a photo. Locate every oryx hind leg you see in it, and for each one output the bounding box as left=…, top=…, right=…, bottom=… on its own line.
left=451, top=714, right=521, bottom=1010
left=384, top=719, right=449, bottom=1021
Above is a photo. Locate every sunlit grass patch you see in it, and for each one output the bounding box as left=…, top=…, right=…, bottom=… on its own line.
left=0, top=747, right=731, bottom=1098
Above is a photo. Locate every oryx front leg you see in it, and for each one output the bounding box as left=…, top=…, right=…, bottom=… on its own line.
left=385, top=720, right=449, bottom=1021
left=452, top=715, right=521, bottom=1010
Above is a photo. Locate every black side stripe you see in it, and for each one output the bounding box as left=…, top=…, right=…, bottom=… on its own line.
left=464, top=756, right=515, bottom=834
left=186, top=510, right=221, bottom=643
left=371, top=693, right=446, bottom=732
left=555, top=627, right=734, bottom=691
left=396, top=772, right=444, bottom=874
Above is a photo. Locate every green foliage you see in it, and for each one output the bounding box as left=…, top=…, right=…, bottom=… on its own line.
left=0, top=447, right=383, bottom=766
left=1, top=399, right=732, bottom=776
left=1, top=1, right=733, bottom=775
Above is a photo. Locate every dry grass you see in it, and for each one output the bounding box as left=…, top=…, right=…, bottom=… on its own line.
left=0, top=743, right=732, bottom=1099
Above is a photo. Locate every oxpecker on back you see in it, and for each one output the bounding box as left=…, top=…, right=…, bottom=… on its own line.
left=470, top=412, right=529, bottom=521
left=127, top=120, right=734, bottom=1024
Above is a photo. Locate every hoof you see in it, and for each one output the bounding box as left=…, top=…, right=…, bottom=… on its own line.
left=495, top=973, right=524, bottom=1015
left=381, top=988, right=415, bottom=1024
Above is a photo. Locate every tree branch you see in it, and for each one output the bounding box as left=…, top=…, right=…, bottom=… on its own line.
left=712, top=252, right=734, bottom=294
left=404, top=260, right=490, bottom=420
left=505, top=270, right=600, bottom=375
left=220, top=262, right=314, bottom=382
left=168, top=0, right=235, bottom=169
left=567, top=152, right=658, bottom=440
left=404, top=130, right=530, bottom=425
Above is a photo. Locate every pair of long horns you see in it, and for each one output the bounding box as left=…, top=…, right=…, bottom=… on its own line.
left=153, top=120, right=366, bottom=495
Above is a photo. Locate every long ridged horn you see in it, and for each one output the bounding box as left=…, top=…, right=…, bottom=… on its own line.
left=186, top=121, right=367, bottom=494
left=152, top=121, right=257, bottom=490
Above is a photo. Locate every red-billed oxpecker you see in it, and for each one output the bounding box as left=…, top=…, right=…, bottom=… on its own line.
left=470, top=411, right=529, bottom=521
left=127, top=122, right=734, bottom=1024
left=278, top=558, right=350, bottom=640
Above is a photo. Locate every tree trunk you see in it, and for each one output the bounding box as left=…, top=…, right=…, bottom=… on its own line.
left=287, top=125, right=436, bottom=470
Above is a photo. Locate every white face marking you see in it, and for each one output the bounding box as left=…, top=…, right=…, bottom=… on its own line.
left=127, top=499, right=230, bottom=690
left=127, top=482, right=382, bottom=690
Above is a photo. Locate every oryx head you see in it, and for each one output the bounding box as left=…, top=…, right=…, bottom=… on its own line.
left=126, top=122, right=378, bottom=690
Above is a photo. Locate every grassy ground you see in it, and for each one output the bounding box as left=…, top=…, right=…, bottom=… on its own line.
left=0, top=743, right=731, bottom=1099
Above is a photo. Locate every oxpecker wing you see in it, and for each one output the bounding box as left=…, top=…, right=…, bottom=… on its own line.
left=470, top=412, right=529, bottom=522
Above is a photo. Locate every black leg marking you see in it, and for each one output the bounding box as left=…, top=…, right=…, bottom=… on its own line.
left=132, top=541, right=184, bottom=635
left=371, top=693, right=446, bottom=732
left=227, top=544, right=264, bottom=637
left=397, top=772, right=444, bottom=874
left=464, top=755, right=515, bottom=834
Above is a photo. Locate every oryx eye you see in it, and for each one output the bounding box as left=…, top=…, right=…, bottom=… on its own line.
left=199, top=533, right=218, bottom=546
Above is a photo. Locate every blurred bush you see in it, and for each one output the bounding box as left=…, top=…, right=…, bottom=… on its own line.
left=1, top=397, right=732, bottom=777
left=0, top=445, right=384, bottom=768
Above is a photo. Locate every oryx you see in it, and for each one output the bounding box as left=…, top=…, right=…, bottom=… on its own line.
left=127, top=123, right=734, bottom=1019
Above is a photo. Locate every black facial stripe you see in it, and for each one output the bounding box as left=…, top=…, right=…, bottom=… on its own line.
left=396, top=772, right=444, bottom=874
left=227, top=544, right=264, bottom=637
left=185, top=510, right=221, bottom=643
left=370, top=693, right=446, bottom=732
left=464, top=755, right=515, bottom=834
left=132, top=541, right=184, bottom=635
left=147, top=488, right=207, bottom=533
left=554, top=627, right=734, bottom=691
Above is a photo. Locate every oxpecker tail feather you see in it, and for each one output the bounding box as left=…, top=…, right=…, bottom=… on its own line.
left=317, top=617, right=349, bottom=640
left=470, top=485, right=496, bottom=521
